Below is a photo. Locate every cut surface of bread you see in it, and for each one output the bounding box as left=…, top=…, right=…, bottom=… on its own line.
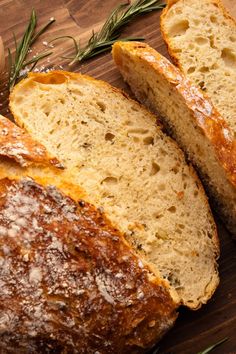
left=10, top=71, right=219, bottom=309
left=112, top=41, right=236, bottom=235
left=161, top=0, right=236, bottom=136
left=0, top=116, right=178, bottom=353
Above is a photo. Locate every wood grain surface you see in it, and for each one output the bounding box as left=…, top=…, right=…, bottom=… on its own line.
left=0, top=1, right=236, bottom=353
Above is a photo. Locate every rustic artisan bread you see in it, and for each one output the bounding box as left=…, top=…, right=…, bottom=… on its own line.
left=112, top=41, right=236, bottom=235
left=10, top=71, right=219, bottom=309
left=0, top=114, right=179, bottom=353
left=160, top=0, right=236, bottom=135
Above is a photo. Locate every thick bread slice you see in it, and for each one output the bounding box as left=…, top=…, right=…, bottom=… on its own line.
left=112, top=41, right=236, bottom=235
left=10, top=71, right=219, bottom=309
left=0, top=115, right=178, bottom=353
left=160, top=0, right=236, bottom=136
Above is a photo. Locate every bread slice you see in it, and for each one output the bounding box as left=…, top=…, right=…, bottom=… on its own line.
left=0, top=114, right=179, bottom=352
left=10, top=71, right=219, bottom=309
left=112, top=41, right=236, bottom=235
left=160, top=0, right=236, bottom=136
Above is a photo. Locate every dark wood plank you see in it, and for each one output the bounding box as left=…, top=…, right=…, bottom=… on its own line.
left=0, top=1, right=235, bottom=353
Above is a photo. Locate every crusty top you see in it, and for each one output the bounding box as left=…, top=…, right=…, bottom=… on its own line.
left=0, top=114, right=62, bottom=168
left=112, top=41, right=236, bottom=188
left=0, top=176, right=177, bottom=353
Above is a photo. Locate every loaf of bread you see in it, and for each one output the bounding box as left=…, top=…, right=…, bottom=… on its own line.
left=0, top=114, right=179, bottom=353
left=10, top=71, right=219, bottom=310
left=161, top=0, right=236, bottom=135
left=112, top=41, right=236, bottom=235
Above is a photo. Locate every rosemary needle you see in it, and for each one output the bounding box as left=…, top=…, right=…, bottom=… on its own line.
left=8, top=9, right=55, bottom=90
left=196, top=337, right=228, bottom=354
left=52, top=0, right=165, bottom=65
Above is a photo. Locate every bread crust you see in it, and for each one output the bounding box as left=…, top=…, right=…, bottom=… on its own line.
left=0, top=160, right=178, bottom=352
left=113, top=41, right=236, bottom=191
left=0, top=114, right=62, bottom=168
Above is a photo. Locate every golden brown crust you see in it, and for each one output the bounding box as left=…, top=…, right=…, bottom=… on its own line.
left=0, top=175, right=178, bottom=353
left=0, top=115, right=62, bottom=168
left=112, top=41, right=236, bottom=189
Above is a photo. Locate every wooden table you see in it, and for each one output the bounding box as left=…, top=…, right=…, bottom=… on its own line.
left=0, top=1, right=235, bottom=353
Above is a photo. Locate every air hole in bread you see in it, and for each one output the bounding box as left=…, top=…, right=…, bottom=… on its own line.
left=128, top=128, right=149, bottom=136
left=33, top=73, right=67, bottom=85
left=199, top=67, right=209, bottom=73
left=87, top=112, right=103, bottom=125
left=97, top=101, right=106, bottom=113
left=199, top=81, right=206, bottom=91
left=167, top=273, right=180, bottom=287
left=209, top=36, right=216, bottom=49
left=105, top=132, right=115, bottom=141
left=210, top=15, right=217, bottom=23
left=168, top=206, right=176, bottom=213
left=172, top=165, right=179, bottom=174
left=159, top=148, right=168, bottom=156
left=158, top=183, right=166, bottom=191
left=175, top=228, right=182, bottom=234
left=150, top=162, right=160, bottom=176
left=230, top=36, right=236, bottom=42
left=212, top=63, right=219, bottom=70
left=124, top=120, right=134, bottom=126
left=195, top=37, right=208, bottom=46
left=187, top=67, right=196, bottom=74
left=101, top=177, right=118, bottom=185
left=221, top=48, right=236, bottom=68
left=133, top=137, right=140, bottom=143
left=59, top=98, right=65, bottom=104
left=143, top=136, right=154, bottom=145
left=41, top=104, right=52, bottom=116
left=153, top=212, right=163, bottom=219
left=70, top=88, right=84, bottom=96
left=175, top=8, right=182, bottom=14
left=14, top=96, right=24, bottom=104
left=169, top=20, right=189, bottom=37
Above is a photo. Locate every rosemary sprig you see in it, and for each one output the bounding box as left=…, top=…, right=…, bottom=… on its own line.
left=8, top=9, right=55, bottom=90
left=197, top=337, right=228, bottom=354
left=52, top=0, right=165, bottom=65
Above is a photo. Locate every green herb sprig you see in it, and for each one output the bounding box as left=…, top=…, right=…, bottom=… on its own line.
left=52, top=0, right=165, bottom=65
left=8, top=9, right=55, bottom=90
left=197, top=337, right=228, bottom=354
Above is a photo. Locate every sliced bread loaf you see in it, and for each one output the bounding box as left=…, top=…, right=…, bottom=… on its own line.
left=0, top=114, right=178, bottom=352
left=112, top=41, right=236, bottom=235
left=10, top=71, right=219, bottom=309
left=160, top=0, right=236, bottom=136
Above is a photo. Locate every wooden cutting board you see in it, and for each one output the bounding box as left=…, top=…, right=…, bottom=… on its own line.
left=0, top=1, right=236, bottom=353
